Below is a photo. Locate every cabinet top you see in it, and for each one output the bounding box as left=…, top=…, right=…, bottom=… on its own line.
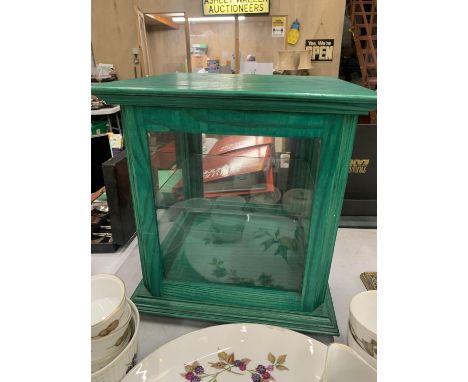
left=92, top=73, right=376, bottom=114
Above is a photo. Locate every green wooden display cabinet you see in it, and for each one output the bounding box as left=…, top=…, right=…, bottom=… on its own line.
left=92, top=73, right=376, bottom=335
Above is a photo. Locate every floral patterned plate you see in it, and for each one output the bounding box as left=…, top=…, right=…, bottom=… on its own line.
left=122, top=323, right=327, bottom=382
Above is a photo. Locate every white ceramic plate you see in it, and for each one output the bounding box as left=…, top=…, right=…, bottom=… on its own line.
left=123, top=323, right=327, bottom=382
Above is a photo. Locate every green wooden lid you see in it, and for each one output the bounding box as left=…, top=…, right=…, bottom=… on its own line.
left=92, top=73, right=376, bottom=114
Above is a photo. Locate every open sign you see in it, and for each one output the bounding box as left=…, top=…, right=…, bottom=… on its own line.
left=305, top=39, right=334, bottom=62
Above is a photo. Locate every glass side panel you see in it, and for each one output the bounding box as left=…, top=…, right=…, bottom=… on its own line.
left=148, top=132, right=321, bottom=293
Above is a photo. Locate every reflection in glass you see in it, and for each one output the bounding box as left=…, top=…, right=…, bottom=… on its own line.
left=148, top=132, right=320, bottom=293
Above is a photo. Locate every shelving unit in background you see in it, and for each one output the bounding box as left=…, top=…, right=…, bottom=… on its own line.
left=348, top=0, right=377, bottom=91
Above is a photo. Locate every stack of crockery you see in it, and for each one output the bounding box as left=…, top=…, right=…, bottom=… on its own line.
left=347, top=290, right=377, bottom=369
left=91, top=274, right=136, bottom=376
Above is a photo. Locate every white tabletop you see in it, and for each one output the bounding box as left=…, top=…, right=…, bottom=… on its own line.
left=91, top=228, right=376, bottom=362
left=91, top=105, right=120, bottom=115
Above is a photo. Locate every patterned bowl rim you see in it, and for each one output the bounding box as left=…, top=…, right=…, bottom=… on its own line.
left=91, top=297, right=140, bottom=377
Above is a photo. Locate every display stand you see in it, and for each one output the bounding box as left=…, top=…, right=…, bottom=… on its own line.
left=92, top=73, right=376, bottom=335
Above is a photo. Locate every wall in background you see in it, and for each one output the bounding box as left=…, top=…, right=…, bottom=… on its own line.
left=147, top=25, right=188, bottom=74
left=91, top=0, right=139, bottom=80
left=276, top=0, right=346, bottom=77
left=238, top=16, right=285, bottom=67
left=92, top=0, right=346, bottom=79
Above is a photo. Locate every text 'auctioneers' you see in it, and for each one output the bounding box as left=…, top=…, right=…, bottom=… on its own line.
left=203, top=0, right=270, bottom=16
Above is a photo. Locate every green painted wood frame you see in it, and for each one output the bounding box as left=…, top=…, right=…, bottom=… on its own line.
left=92, top=74, right=376, bottom=334
left=121, top=106, right=355, bottom=333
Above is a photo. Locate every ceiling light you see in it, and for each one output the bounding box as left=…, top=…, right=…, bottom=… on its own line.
left=172, top=16, right=246, bottom=23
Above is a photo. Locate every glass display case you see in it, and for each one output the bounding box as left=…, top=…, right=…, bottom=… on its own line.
left=92, top=73, right=376, bottom=335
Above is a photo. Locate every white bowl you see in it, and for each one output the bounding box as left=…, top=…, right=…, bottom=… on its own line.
left=249, top=185, right=282, bottom=205
left=349, top=291, right=377, bottom=364
left=92, top=320, right=133, bottom=373
left=282, top=188, right=313, bottom=216
left=347, top=325, right=377, bottom=369
left=210, top=211, right=246, bottom=243
left=92, top=298, right=140, bottom=382
left=92, top=302, right=131, bottom=340
left=91, top=303, right=132, bottom=362
left=321, top=343, right=376, bottom=382
left=91, top=274, right=126, bottom=337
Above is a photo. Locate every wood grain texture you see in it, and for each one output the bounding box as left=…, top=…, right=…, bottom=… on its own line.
left=132, top=280, right=339, bottom=335
left=95, top=73, right=376, bottom=335
left=94, top=0, right=347, bottom=79
left=92, top=73, right=377, bottom=114
left=92, top=0, right=139, bottom=80
left=121, top=107, right=162, bottom=295
left=146, top=21, right=187, bottom=74
left=301, top=114, right=358, bottom=311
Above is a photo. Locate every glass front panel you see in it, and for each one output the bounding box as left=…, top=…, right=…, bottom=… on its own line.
left=148, top=132, right=321, bottom=294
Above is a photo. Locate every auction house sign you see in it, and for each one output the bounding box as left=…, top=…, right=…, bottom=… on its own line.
left=203, top=0, right=270, bottom=16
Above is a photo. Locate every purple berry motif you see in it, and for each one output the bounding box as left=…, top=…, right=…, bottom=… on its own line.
left=239, top=362, right=246, bottom=371
left=262, top=371, right=271, bottom=379
left=234, top=360, right=242, bottom=367
left=184, top=372, right=194, bottom=380
left=191, top=376, right=201, bottom=382
left=194, top=366, right=204, bottom=375
left=267, top=365, right=274, bottom=371
left=251, top=373, right=261, bottom=382
left=256, top=365, right=266, bottom=374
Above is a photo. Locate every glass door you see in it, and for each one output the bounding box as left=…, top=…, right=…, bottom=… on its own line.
left=147, top=131, right=321, bottom=295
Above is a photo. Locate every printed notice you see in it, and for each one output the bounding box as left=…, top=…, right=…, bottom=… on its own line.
left=305, top=39, right=334, bottom=62
left=272, top=16, right=286, bottom=37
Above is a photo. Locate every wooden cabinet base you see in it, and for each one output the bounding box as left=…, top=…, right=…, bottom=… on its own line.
left=131, top=280, right=339, bottom=336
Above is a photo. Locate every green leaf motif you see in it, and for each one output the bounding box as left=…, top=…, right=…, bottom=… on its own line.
left=278, top=246, right=289, bottom=263
left=277, top=354, right=287, bottom=364
left=212, top=266, right=227, bottom=278
left=279, top=237, right=295, bottom=250
left=179, top=351, right=289, bottom=380
left=184, top=364, right=193, bottom=372
left=267, top=352, right=276, bottom=363
left=209, top=361, right=227, bottom=369
left=261, top=238, right=275, bottom=251
left=258, top=273, right=274, bottom=286
left=218, top=351, right=228, bottom=361
left=253, top=228, right=271, bottom=239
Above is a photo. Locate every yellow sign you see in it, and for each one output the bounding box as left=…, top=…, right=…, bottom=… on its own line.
left=349, top=159, right=370, bottom=174
left=272, top=16, right=286, bottom=37
left=203, top=0, right=270, bottom=16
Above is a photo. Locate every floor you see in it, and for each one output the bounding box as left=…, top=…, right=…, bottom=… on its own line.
left=91, top=228, right=376, bottom=362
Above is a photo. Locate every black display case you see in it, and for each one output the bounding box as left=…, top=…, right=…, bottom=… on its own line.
left=91, top=151, right=136, bottom=253
left=342, top=123, right=377, bottom=223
